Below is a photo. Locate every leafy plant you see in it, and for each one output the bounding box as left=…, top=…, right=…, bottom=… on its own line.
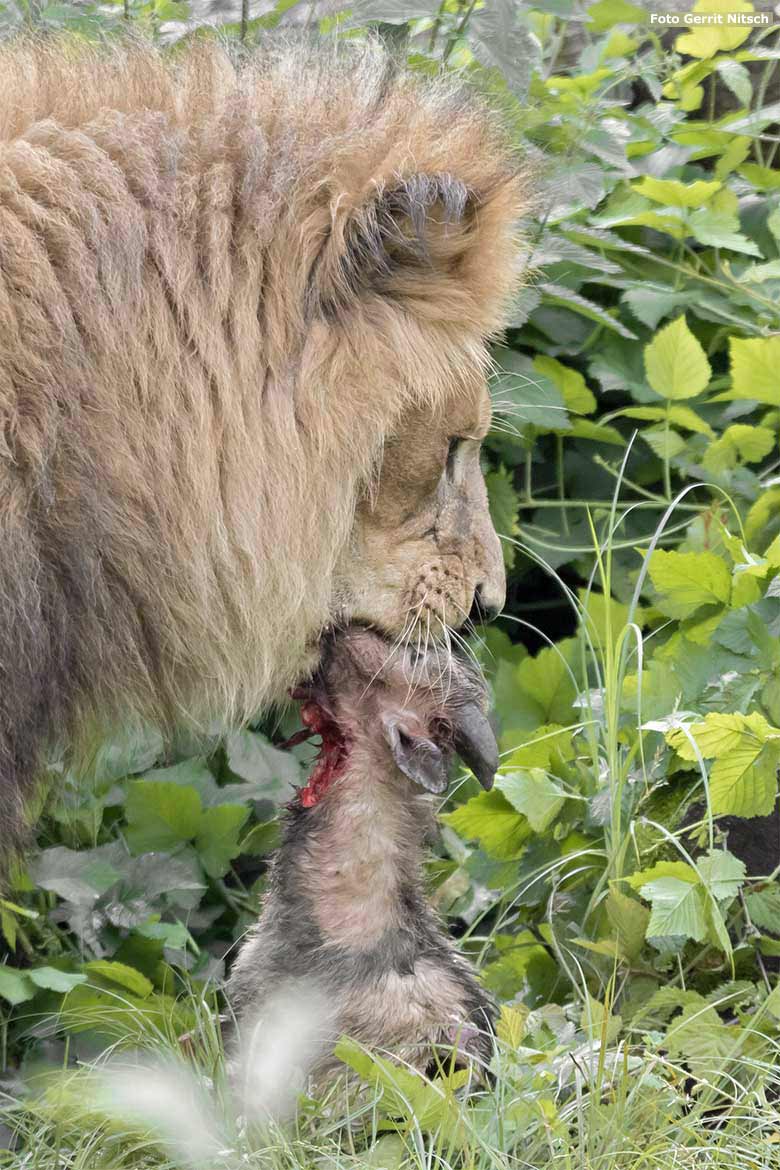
left=2, top=0, right=780, bottom=1165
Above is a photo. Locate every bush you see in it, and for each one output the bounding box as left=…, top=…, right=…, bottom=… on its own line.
left=2, top=1, right=780, bottom=1166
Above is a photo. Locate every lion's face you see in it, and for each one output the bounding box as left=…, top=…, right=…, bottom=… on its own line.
left=335, top=383, right=504, bottom=639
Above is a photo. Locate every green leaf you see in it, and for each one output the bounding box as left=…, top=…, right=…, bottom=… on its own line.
left=0, top=966, right=36, bottom=1005
left=715, top=58, right=752, bottom=105
left=745, top=883, right=780, bottom=933
left=442, top=790, right=529, bottom=860
left=194, top=804, right=250, bottom=879
left=605, top=889, right=650, bottom=960
left=697, top=850, right=746, bottom=901
left=27, top=967, right=88, bottom=993
left=641, top=426, right=687, bottom=461
left=730, top=336, right=780, bottom=405
left=633, top=177, right=721, bottom=208
left=641, top=876, right=707, bottom=941
left=125, top=781, right=202, bottom=853
left=586, top=0, right=645, bottom=31
left=644, top=317, right=711, bottom=401
left=570, top=419, right=625, bottom=445
left=622, top=286, right=697, bottom=331
left=486, top=466, right=520, bottom=570
left=533, top=356, right=596, bottom=415
left=626, top=860, right=700, bottom=891
left=620, top=405, right=714, bottom=436
left=513, top=641, right=578, bottom=726
left=667, top=711, right=778, bottom=760
left=709, top=741, right=780, bottom=818
left=739, top=164, right=780, bottom=191
left=648, top=549, right=731, bottom=618
left=224, top=730, right=300, bottom=799
left=540, top=282, right=638, bottom=340
left=665, top=1003, right=735, bottom=1076
left=468, top=0, right=540, bottom=98
left=702, top=424, right=775, bottom=472
left=490, top=347, right=570, bottom=433
left=688, top=207, right=762, bottom=255
left=675, top=0, right=754, bottom=58
left=84, top=960, right=154, bottom=999
left=495, top=769, right=566, bottom=833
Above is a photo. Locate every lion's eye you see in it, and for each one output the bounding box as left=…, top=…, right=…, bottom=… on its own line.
left=446, top=437, right=463, bottom=477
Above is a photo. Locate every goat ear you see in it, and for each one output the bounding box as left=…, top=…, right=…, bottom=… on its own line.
left=381, top=713, right=449, bottom=795
left=314, top=172, right=477, bottom=315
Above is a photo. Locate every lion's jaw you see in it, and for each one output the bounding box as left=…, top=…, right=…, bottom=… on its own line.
left=331, top=384, right=505, bottom=640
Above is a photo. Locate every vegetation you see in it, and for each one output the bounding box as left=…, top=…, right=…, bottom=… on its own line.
left=2, top=0, right=780, bottom=1165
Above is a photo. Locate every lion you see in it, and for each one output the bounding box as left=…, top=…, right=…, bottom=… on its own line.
left=0, top=36, right=527, bottom=874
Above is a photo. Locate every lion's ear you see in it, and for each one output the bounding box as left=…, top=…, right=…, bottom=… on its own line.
left=312, top=172, right=484, bottom=318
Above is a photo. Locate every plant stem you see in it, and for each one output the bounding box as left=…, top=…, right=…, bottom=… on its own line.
left=663, top=401, right=672, bottom=501
left=556, top=434, right=569, bottom=534
left=517, top=498, right=705, bottom=512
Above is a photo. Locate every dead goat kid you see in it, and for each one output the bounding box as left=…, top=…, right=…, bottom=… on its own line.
left=227, top=626, right=499, bottom=1080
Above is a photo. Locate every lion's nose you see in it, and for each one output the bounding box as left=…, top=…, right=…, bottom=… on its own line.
left=468, top=581, right=503, bottom=625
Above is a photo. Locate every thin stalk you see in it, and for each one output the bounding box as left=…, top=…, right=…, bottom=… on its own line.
left=518, top=498, right=705, bottom=512
left=663, top=401, right=672, bottom=501
left=556, top=434, right=569, bottom=534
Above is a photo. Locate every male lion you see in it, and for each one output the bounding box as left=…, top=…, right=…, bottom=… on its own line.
left=0, top=37, right=526, bottom=873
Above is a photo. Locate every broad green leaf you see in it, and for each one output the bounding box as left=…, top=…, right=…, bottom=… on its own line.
left=620, top=405, right=713, bottom=436
left=27, top=967, right=88, bottom=993
left=633, top=177, right=720, bottom=208
left=745, top=884, right=780, bottom=933
left=540, top=282, right=638, bottom=339
left=641, top=426, right=686, bottom=461
left=605, top=889, right=650, bottom=960
left=648, top=549, right=731, bottom=618
left=644, top=317, right=711, bottom=401
left=570, top=419, right=625, bottom=445
left=125, top=781, right=202, bottom=853
left=495, top=769, right=566, bottom=833
left=490, top=347, right=570, bottom=433
left=140, top=758, right=219, bottom=806
left=136, top=918, right=192, bottom=950
left=626, top=860, right=699, bottom=891
left=496, top=1003, right=529, bottom=1049
left=0, top=966, right=36, bottom=1005
left=697, top=850, right=746, bottom=901
left=194, top=804, right=250, bottom=879
left=665, top=1003, right=736, bottom=1077
left=675, top=0, right=754, bottom=58
left=468, top=0, right=540, bottom=98
left=641, top=876, right=707, bottom=941
left=709, top=740, right=780, bottom=818
left=667, top=711, right=778, bottom=761
left=84, top=960, right=154, bottom=999
left=622, top=286, right=696, bottom=331
left=730, top=336, right=780, bottom=405
left=513, top=642, right=578, bottom=726
left=32, top=846, right=121, bottom=905
left=486, top=466, right=520, bottom=570
left=688, top=207, right=762, bottom=255
left=533, top=355, right=596, bottom=415
left=702, top=424, right=774, bottom=472
left=715, top=59, right=752, bottom=105
left=586, top=0, right=645, bottom=31
left=224, top=730, right=300, bottom=799
left=442, top=790, right=529, bottom=860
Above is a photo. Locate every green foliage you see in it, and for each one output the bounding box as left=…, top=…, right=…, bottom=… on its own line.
left=3, top=1, right=780, bottom=1164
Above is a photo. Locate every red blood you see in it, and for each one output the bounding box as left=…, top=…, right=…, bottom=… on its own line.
left=279, top=693, right=351, bottom=808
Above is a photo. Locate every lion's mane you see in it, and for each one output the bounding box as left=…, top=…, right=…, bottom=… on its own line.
left=0, top=36, right=526, bottom=864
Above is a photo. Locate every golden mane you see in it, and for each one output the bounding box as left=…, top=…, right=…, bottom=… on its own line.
left=0, top=35, right=527, bottom=865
